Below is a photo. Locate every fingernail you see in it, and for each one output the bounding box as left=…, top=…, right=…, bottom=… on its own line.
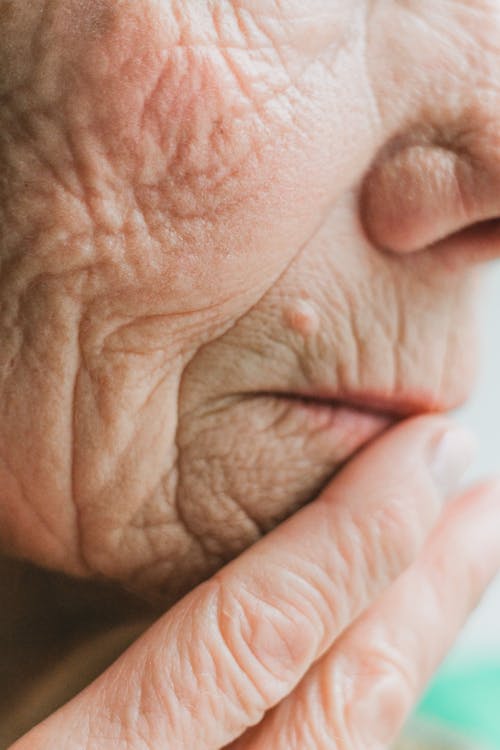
left=429, top=427, right=478, bottom=498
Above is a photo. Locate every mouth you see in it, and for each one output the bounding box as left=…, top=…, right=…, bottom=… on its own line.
left=264, top=388, right=442, bottom=419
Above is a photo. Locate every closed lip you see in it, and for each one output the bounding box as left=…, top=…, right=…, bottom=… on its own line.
left=264, top=388, right=455, bottom=418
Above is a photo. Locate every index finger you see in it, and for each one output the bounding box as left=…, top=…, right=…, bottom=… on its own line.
left=11, top=416, right=474, bottom=750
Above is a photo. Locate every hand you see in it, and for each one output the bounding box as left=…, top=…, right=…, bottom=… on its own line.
left=11, top=416, right=500, bottom=750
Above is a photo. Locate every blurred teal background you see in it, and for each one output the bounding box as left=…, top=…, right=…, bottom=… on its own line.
left=415, top=262, right=500, bottom=748
left=417, top=653, right=500, bottom=748
left=455, top=262, right=500, bottom=653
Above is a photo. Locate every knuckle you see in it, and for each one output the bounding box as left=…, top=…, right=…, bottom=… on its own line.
left=325, top=496, right=424, bottom=618
left=298, top=672, right=349, bottom=750
left=367, top=492, right=427, bottom=579
left=344, top=645, right=415, bottom=748
left=287, top=711, right=340, bottom=750
left=212, top=574, right=321, bottom=708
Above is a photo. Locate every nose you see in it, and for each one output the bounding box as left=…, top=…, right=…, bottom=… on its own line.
left=360, top=120, right=500, bottom=260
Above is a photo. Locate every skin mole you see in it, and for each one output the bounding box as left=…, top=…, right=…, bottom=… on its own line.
left=283, top=299, right=320, bottom=337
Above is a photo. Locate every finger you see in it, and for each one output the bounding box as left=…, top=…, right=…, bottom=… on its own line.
left=228, top=479, right=500, bottom=750
left=12, top=416, right=475, bottom=750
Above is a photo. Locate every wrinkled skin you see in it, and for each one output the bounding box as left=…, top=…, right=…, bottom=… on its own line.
left=1, top=0, right=500, bottom=604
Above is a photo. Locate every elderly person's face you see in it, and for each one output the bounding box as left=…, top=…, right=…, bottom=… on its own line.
left=1, top=0, right=499, bottom=601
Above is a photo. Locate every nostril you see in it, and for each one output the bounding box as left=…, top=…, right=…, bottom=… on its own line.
left=426, top=216, right=500, bottom=266
left=456, top=217, right=500, bottom=240
left=434, top=216, right=500, bottom=248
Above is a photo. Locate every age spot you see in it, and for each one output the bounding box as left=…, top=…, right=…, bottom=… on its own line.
left=283, top=299, right=320, bottom=337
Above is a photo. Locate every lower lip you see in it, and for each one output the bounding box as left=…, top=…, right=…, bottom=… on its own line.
left=277, top=396, right=394, bottom=460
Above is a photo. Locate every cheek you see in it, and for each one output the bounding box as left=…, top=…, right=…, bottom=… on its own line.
left=68, top=4, right=381, bottom=315
left=1, top=0, right=384, bottom=356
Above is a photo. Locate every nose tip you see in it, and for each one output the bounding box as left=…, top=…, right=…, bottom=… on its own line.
left=360, top=134, right=500, bottom=257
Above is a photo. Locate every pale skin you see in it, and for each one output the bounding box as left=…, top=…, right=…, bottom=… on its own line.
left=2, top=0, right=500, bottom=747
